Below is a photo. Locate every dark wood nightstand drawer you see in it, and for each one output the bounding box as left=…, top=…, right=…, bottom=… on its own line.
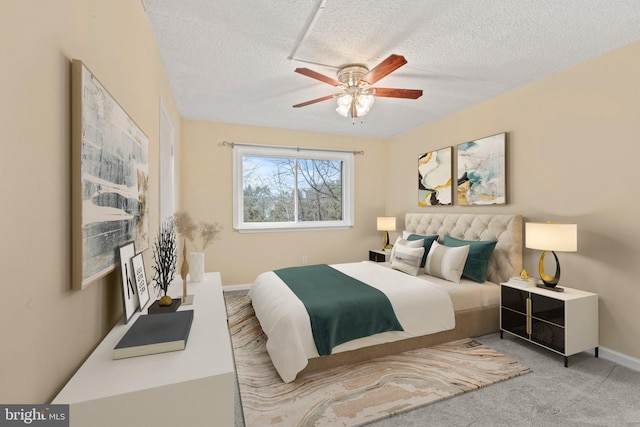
left=531, top=293, right=565, bottom=326
left=501, top=285, right=528, bottom=313
left=369, top=250, right=387, bottom=262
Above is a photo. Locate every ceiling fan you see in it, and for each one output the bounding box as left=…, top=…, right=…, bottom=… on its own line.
left=293, top=54, right=423, bottom=122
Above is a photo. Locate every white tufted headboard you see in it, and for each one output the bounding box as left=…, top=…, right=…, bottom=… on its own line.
left=404, top=213, right=523, bottom=284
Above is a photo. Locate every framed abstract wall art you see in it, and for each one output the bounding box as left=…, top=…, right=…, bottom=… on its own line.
left=72, top=59, right=149, bottom=290
left=418, top=147, right=452, bottom=206
left=457, top=133, right=506, bottom=206
left=131, top=253, right=150, bottom=311
left=119, top=242, right=139, bottom=323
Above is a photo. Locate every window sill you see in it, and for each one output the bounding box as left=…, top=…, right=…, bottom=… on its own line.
left=234, top=225, right=352, bottom=233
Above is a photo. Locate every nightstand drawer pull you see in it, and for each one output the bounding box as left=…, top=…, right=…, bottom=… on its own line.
left=526, top=297, right=532, bottom=335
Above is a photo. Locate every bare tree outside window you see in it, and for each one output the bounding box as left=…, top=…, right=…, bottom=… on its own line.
left=242, top=156, right=343, bottom=223
left=297, top=159, right=342, bottom=222
left=233, top=145, right=354, bottom=232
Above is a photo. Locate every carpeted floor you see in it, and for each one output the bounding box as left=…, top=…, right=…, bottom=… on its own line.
left=366, top=331, right=640, bottom=426
left=226, top=295, right=531, bottom=427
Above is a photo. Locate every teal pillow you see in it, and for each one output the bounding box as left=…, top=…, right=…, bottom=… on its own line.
left=407, top=234, right=439, bottom=268
left=443, top=235, right=497, bottom=283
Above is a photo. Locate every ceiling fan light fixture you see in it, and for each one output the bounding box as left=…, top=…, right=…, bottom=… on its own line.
left=293, top=54, right=421, bottom=121
left=356, top=93, right=374, bottom=115
left=336, top=94, right=353, bottom=117
left=335, top=91, right=374, bottom=119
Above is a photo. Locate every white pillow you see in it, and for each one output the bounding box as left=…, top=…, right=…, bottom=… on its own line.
left=390, top=236, right=424, bottom=260
left=424, top=241, right=470, bottom=283
left=391, top=242, right=425, bottom=276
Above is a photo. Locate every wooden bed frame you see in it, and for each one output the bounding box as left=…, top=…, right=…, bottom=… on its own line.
left=299, top=213, right=523, bottom=377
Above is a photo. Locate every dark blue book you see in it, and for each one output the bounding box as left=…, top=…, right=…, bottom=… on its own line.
left=113, top=310, right=194, bottom=360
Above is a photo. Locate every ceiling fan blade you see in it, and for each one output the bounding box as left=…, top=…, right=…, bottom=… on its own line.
left=295, top=68, right=340, bottom=86
left=374, top=88, right=423, bottom=99
left=360, top=54, right=408, bottom=85
left=292, top=94, right=337, bottom=108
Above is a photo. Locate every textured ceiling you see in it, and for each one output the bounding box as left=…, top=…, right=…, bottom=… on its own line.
left=142, top=0, right=640, bottom=139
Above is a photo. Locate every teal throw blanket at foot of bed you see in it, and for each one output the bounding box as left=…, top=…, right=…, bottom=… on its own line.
left=274, top=264, right=403, bottom=356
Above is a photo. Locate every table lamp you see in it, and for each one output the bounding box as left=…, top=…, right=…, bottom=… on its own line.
left=377, top=216, right=396, bottom=249
left=525, top=222, right=577, bottom=292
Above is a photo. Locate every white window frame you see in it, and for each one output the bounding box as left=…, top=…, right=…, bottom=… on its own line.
left=233, top=145, right=354, bottom=233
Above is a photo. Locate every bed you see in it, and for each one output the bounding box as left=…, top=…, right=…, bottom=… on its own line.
left=249, top=213, right=523, bottom=383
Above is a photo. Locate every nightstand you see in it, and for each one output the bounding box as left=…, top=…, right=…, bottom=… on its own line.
left=500, top=282, right=598, bottom=367
left=369, top=249, right=390, bottom=262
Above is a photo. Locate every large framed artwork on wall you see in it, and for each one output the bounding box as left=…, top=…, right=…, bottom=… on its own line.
left=418, top=146, right=452, bottom=206
left=457, top=133, right=506, bottom=206
left=71, top=59, right=149, bottom=290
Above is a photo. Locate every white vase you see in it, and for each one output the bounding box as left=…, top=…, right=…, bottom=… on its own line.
left=189, top=252, right=205, bottom=282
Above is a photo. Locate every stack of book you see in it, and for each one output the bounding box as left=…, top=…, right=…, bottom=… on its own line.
left=507, top=276, right=539, bottom=288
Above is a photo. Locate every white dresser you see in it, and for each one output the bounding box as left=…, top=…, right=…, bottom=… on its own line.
left=53, top=272, right=235, bottom=427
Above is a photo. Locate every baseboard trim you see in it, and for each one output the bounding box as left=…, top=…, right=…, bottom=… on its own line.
left=587, top=346, right=640, bottom=372
left=223, top=283, right=251, bottom=293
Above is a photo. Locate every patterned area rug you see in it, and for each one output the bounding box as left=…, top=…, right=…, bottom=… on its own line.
left=226, top=295, right=531, bottom=427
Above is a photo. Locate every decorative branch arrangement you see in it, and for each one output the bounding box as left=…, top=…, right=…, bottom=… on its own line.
left=151, top=219, right=177, bottom=305
left=174, top=210, right=222, bottom=252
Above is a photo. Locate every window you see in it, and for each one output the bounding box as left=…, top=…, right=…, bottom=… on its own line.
left=233, top=145, right=354, bottom=232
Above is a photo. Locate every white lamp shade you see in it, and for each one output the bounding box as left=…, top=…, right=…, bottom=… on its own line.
left=377, top=216, right=396, bottom=232
left=525, top=222, right=577, bottom=252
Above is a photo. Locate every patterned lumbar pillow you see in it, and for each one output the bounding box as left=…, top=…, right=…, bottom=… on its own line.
left=391, top=241, right=426, bottom=276
left=406, top=233, right=439, bottom=268
left=424, top=241, right=470, bottom=283
left=389, top=236, right=424, bottom=260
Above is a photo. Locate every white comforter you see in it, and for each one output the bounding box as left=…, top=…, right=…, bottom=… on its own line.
left=248, top=261, right=455, bottom=383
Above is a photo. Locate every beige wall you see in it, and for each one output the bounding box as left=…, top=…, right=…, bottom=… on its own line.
left=180, top=121, right=388, bottom=285
left=387, top=40, right=640, bottom=359
left=0, top=0, right=181, bottom=403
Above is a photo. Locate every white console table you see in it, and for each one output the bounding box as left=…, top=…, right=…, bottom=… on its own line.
left=53, top=272, right=234, bottom=427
